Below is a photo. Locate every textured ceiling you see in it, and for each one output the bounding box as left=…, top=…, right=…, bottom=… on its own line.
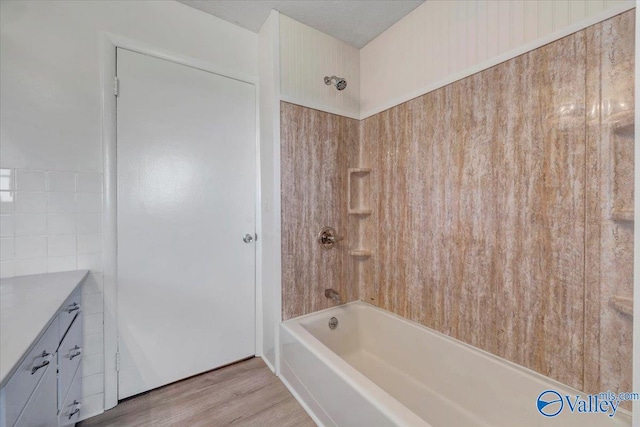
left=178, top=1, right=424, bottom=48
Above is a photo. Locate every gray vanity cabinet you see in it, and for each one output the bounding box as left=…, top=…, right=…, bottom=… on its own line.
left=1, top=284, right=83, bottom=427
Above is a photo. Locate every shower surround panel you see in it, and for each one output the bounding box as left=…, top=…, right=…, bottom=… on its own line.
left=280, top=103, right=359, bottom=320
left=584, top=12, right=634, bottom=400
left=362, top=27, right=587, bottom=389
left=280, top=10, right=633, bottom=401
left=360, top=10, right=634, bottom=396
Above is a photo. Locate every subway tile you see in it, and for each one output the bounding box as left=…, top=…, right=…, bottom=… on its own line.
left=0, top=238, right=14, bottom=260
left=82, top=273, right=104, bottom=295
left=77, top=253, right=102, bottom=273
left=82, top=373, right=104, bottom=397
left=0, top=261, right=15, bottom=278
left=47, top=171, right=76, bottom=192
left=83, top=333, right=104, bottom=356
left=77, top=234, right=101, bottom=254
left=77, top=173, right=102, bottom=193
left=15, top=192, right=46, bottom=213
left=0, top=192, right=15, bottom=214
left=78, top=393, right=104, bottom=422
left=77, top=214, right=101, bottom=234
left=47, top=192, right=76, bottom=213
left=0, top=215, right=14, bottom=237
left=15, top=170, right=46, bottom=192
left=47, top=214, right=76, bottom=235
left=0, top=169, right=14, bottom=191
left=14, top=214, right=46, bottom=236
left=47, top=235, right=76, bottom=257
left=84, top=312, right=103, bottom=336
left=82, top=293, right=103, bottom=315
left=14, top=258, right=47, bottom=276
left=14, top=236, right=47, bottom=259
left=82, top=353, right=103, bottom=376
left=47, top=256, right=76, bottom=273
left=76, top=193, right=102, bottom=213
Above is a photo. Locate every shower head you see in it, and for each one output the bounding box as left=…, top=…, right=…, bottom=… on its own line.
left=324, top=75, right=347, bottom=91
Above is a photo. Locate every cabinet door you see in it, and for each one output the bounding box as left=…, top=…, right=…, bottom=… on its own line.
left=58, top=363, right=82, bottom=427
left=58, top=315, right=82, bottom=409
left=13, top=362, right=57, bottom=427
left=4, top=320, right=58, bottom=427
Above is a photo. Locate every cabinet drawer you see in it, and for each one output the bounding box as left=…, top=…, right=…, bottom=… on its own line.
left=58, top=362, right=82, bottom=427
left=3, top=319, right=58, bottom=427
left=13, top=361, right=58, bottom=427
left=58, top=315, right=82, bottom=409
left=58, top=287, right=81, bottom=343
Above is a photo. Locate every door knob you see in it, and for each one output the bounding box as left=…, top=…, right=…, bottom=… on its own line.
left=243, top=234, right=254, bottom=243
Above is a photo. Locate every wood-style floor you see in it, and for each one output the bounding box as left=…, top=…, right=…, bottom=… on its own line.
left=79, top=357, right=315, bottom=427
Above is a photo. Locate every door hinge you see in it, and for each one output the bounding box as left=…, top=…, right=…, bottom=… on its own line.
left=115, top=352, right=120, bottom=372
left=114, top=76, right=120, bottom=97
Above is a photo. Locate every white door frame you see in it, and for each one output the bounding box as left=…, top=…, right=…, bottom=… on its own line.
left=99, top=33, right=262, bottom=410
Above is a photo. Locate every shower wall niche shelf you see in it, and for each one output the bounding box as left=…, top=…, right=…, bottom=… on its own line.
left=348, top=208, right=373, bottom=215
left=349, top=250, right=372, bottom=258
left=611, top=210, right=634, bottom=222
left=348, top=168, right=372, bottom=215
left=610, top=115, right=634, bottom=222
left=610, top=296, right=633, bottom=317
left=614, top=123, right=634, bottom=137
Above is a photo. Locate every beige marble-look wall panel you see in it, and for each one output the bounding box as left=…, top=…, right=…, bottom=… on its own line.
left=362, top=27, right=590, bottom=389
left=280, top=102, right=359, bottom=319
left=584, top=11, right=634, bottom=407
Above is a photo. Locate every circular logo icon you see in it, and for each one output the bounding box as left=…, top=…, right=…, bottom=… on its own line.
left=537, top=390, right=564, bottom=417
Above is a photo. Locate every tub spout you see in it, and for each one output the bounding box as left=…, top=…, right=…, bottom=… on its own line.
left=325, top=289, right=342, bottom=304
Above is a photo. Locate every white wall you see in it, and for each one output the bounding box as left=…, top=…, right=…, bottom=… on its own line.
left=258, top=10, right=281, bottom=373
left=280, top=14, right=360, bottom=119
left=0, top=0, right=257, bottom=420
left=360, top=0, right=635, bottom=118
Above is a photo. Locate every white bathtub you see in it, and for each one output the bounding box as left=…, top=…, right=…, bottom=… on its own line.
left=280, top=301, right=632, bottom=427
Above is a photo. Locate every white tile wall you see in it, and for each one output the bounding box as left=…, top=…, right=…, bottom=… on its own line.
left=0, top=167, right=104, bottom=416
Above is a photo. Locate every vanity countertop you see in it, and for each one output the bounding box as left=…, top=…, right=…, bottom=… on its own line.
left=0, top=270, right=89, bottom=386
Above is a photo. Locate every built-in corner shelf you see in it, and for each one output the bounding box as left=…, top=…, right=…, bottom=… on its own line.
left=611, top=210, right=634, bottom=222
left=348, top=168, right=372, bottom=216
left=614, top=122, right=634, bottom=138
left=349, top=250, right=372, bottom=259
left=348, top=209, right=373, bottom=216
left=349, top=168, right=371, bottom=175
left=610, top=296, right=633, bottom=317
left=347, top=167, right=373, bottom=261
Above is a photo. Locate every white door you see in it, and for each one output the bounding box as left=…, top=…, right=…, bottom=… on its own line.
left=116, top=48, right=256, bottom=399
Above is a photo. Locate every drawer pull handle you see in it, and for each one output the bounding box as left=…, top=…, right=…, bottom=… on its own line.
left=66, top=302, right=80, bottom=313
left=70, top=345, right=82, bottom=360
left=30, top=351, right=52, bottom=374
left=68, top=400, right=81, bottom=419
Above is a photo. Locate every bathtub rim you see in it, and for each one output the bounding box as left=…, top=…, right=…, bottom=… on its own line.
left=281, top=300, right=632, bottom=424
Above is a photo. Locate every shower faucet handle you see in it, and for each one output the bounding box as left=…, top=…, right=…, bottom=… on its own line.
left=318, top=226, right=342, bottom=250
